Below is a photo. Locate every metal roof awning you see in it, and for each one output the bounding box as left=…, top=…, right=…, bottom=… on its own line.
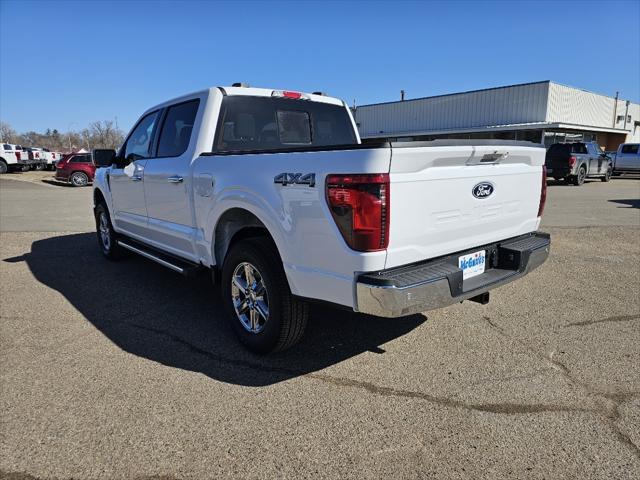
left=363, top=122, right=631, bottom=138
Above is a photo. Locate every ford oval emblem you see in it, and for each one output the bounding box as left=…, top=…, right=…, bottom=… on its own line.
left=472, top=182, right=494, bottom=199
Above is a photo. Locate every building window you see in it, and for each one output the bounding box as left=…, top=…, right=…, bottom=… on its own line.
left=516, top=130, right=542, bottom=143
left=543, top=131, right=597, bottom=147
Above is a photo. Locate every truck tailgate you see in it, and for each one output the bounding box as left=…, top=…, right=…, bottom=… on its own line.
left=386, top=142, right=545, bottom=269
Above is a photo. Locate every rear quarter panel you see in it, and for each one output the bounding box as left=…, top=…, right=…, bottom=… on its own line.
left=192, top=148, right=391, bottom=308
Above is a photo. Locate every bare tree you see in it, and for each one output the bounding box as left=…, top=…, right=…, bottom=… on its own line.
left=0, top=121, right=124, bottom=152
left=87, top=120, right=123, bottom=149
left=0, top=122, right=18, bottom=143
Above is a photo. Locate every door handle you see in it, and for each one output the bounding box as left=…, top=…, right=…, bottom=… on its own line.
left=131, top=175, right=143, bottom=182
left=167, top=176, right=184, bottom=183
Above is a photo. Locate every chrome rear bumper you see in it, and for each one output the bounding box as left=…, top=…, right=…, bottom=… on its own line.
left=355, top=232, right=550, bottom=317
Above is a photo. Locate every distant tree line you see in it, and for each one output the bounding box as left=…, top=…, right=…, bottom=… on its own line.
left=0, top=121, right=125, bottom=152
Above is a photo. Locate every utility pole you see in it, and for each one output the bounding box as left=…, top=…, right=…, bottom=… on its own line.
left=401, top=90, right=405, bottom=101
left=67, top=122, right=77, bottom=152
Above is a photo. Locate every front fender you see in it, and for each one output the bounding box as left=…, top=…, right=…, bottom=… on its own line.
left=92, top=168, right=115, bottom=218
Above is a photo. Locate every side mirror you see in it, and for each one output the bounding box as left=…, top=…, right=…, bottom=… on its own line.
left=92, top=149, right=117, bottom=167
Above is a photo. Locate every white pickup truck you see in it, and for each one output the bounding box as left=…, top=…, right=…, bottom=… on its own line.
left=92, top=85, right=550, bottom=353
left=0, top=143, right=32, bottom=173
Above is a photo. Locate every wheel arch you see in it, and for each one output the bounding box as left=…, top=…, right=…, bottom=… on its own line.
left=213, top=208, right=280, bottom=268
left=93, top=188, right=106, bottom=208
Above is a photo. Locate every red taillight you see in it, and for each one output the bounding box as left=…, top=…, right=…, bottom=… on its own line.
left=15, top=151, right=21, bottom=160
left=282, top=91, right=302, bottom=99
left=538, top=165, right=547, bottom=218
left=326, top=173, right=390, bottom=252
left=568, top=156, right=577, bottom=167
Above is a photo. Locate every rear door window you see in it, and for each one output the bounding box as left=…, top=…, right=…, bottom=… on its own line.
left=571, top=144, right=587, bottom=154
left=621, top=144, right=639, bottom=154
left=156, top=99, right=200, bottom=157
left=70, top=155, right=90, bottom=163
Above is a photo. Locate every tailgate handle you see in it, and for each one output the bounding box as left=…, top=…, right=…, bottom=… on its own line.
left=467, top=150, right=509, bottom=165
left=481, top=151, right=509, bottom=163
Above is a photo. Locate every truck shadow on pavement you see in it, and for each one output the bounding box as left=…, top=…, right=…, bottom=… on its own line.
left=10, top=233, right=425, bottom=387
left=608, top=198, right=640, bottom=209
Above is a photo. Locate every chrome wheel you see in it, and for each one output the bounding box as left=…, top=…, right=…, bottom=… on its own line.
left=231, top=262, right=269, bottom=334
left=71, top=172, right=88, bottom=186
left=99, top=212, right=111, bottom=251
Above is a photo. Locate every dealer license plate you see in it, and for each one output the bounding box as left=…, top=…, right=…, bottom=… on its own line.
left=458, top=250, right=486, bottom=280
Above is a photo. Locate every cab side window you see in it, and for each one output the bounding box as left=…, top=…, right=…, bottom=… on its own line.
left=124, top=111, right=160, bottom=161
left=156, top=100, right=200, bottom=158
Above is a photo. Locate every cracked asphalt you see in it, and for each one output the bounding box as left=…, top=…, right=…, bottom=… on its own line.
left=1, top=172, right=639, bottom=479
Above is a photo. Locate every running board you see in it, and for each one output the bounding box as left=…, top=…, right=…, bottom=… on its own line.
left=117, top=240, right=203, bottom=277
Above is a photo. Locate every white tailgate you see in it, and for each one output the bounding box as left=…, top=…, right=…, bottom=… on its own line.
left=386, top=144, right=544, bottom=269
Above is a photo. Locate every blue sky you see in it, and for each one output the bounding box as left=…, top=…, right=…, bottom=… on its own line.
left=1, top=0, right=639, bottom=133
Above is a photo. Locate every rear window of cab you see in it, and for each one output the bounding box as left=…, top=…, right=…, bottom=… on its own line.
left=214, top=96, right=356, bottom=153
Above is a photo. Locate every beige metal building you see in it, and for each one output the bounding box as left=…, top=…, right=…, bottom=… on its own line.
left=354, top=81, right=639, bottom=150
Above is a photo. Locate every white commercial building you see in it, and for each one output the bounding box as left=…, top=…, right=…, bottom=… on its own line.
left=354, top=81, right=639, bottom=150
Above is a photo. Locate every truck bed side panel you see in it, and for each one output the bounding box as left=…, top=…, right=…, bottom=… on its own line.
left=193, top=147, right=391, bottom=309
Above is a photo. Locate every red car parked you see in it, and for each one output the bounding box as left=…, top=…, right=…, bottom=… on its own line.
left=55, top=152, right=96, bottom=187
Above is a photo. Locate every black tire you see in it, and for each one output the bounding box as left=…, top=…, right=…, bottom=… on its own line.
left=94, top=203, right=123, bottom=260
left=221, top=237, right=308, bottom=353
left=21, top=165, right=29, bottom=172
left=70, top=171, right=89, bottom=187
left=572, top=166, right=586, bottom=186
left=35, top=163, right=45, bottom=171
left=0, top=160, right=7, bottom=174
left=601, top=166, right=612, bottom=182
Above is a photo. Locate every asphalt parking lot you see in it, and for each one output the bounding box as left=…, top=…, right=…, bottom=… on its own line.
left=1, top=171, right=639, bottom=479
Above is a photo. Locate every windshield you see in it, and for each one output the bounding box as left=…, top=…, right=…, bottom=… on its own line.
left=215, top=96, right=357, bottom=153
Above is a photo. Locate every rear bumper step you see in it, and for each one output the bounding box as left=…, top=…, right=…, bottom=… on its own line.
left=117, top=239, right=203, bottom=277
left=355, top=232, right=550, bottom=317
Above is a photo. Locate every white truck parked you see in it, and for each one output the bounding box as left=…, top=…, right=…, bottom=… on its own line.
left=41, top=149, right=63, bottom=170
left=92, top=85, right=550, bottom=353
left=24, top=147, right=47, bottom=170
left=0, top=143, right=32, bottom=173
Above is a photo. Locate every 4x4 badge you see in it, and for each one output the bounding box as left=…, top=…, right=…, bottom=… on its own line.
left=274, top=173, right=316, bottom=187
